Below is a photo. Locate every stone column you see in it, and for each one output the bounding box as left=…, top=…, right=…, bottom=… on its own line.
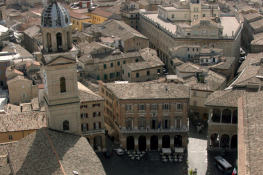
left=134, top=137, right=138, bottom=150
left=146, top=137, right=150, bottom=150
left=170, top=137, right=174, bottom=149
left=158, top=138, right=162, bottom=150
left=208, top=108, right=213, bottom=122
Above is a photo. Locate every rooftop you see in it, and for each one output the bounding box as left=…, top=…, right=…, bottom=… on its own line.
left=176, top=62, right=204, bottom=73
left=0, top=111, right=45, bottom=132
left=104, top=82, right=190, bottom=100
left=238, top=91, right=263, bottom=175
left=3, top=128, right=106, bottom=175
left=184, top=70, right=226, bottom=91
left=237, top=53, right=263, bottom=74
left=78, top=82, right=104, bottom=102
left=243, top=13, right=262, bottom=22
left=2, top=42, right=33, bottom=59
left=90, top=8, right=113, bottom=18
left=69, top=10, right=91, bottom=20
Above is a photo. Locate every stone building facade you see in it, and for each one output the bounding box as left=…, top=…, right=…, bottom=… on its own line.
left=99, top=82, right=190, bottom=151
left=139, top=3, right=242, bottom=74
left=78, top=82, right=106, bottom=151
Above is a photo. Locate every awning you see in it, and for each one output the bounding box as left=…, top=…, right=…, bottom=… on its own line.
left=174, top=148, right=184, bottom=153
left=162, top=148, right=172, bottom=154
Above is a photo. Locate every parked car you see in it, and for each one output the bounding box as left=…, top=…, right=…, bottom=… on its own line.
left=104, top=150, right=111, bottom=158
left=221, top=149, right=227, bottom=157
left=114, top=148, right=124, bottom=155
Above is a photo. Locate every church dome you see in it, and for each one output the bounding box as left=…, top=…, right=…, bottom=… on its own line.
left=41, top=0, right=71, bottom=28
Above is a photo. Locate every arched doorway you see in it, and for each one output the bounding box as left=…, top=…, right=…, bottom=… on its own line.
left=56, top=32, right=62, bottom=51
left=138, top=136, right=146, bottom=151
left=162, top=135, right=170, bottom=148
left=94, top=136, right=102, bottom=151
left=150, top=135, right=158, bottom=150
left=174, top=135, right=182, bottom=147
left=222, top=109, right=231, bottom=123
left=126, top=136, right=134, bottom=150
left=210, top=133, right=219, bottom=148
left=220, top=134, right=230, bottom=148
left=232, top=110, right=238, bottom=124
left=231, top=135, right=237, bottom=149
left=212, top=108, right=220, bottom=122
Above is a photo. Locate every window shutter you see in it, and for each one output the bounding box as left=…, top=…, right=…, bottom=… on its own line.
left=93, top=104, right=95, bottom=107
left=98, top=103, right=100, bottom=107
left=94, top=123, right=96, bottom=129
left=162, top=119, right=165, bottom=129
left=99, top=122, right=101, bottom=129
left=86, top=113, right=88, bottom=118
left=87, top=124, right=89, bottom=130
left=93, top=113, right=95, bottom=117
left=156, top=118, right=159, bottom=129
left=99, top=112, right=101, bottom=116
left=81, top=124, right=83, bottom=131
left=181, top=103, right=183, bottom=110
left=80, top=114, right=82, bottom=119
left=126, top=119, right=128, bottom=128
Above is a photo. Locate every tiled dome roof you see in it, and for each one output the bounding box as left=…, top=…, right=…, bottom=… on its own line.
left=41, top=0, right=71, bottom=28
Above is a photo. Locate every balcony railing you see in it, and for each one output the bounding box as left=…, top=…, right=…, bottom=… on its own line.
left=82, top=128, right=105, bottom=135
left=121, top=127, right=188, bottom=133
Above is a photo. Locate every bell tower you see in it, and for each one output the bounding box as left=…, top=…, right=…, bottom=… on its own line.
left=41, top=0, right=81, bottom=135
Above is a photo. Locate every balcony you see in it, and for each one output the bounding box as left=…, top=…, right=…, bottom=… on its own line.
left=121, top=127, right=188, bottom=133
left=82, top=128, right=105, bottom=135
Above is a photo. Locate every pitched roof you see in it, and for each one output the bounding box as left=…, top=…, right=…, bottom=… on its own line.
left=78, top=82, right=104, bottom=102
left=238, top=91, right=263, bottom=175
left=237, top=53, right=263, bottom=74
left=23, top=25, right=41, bottom=38
left=2, top=42, right=33, bottom=59
left=126, top=48, right=164, bottom=71
left=184, top=70, right=226, bottom=91
left=69, top=11, right=91, bottom=20
left=84, top=19, right=148, bottom=41
left=231, top=66, right=263, bottom=87
left=90, top=9, right=113, bottom=17
left=5, top=128, right=106, bottom=175
left=5, top=66, right=23, bottom=77
left=104, top=83, right=190, bottom=100
left=0, top=112, right=45, bottom=132
left=7, top=75, right=31, bottom=84
left=209, top=57, right=235, bottom=70
left=176, top=62, right=204, bottom=73
left=205, top=88, right=248, bottom=107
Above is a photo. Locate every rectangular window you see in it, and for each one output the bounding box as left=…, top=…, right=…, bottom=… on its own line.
left=139, top=104, right=145, bottom=110
left=203, top=30, right=207, bottom=34
left=135, top=59, right=138, bottom=62
left=104, top=74, right=107, bottom=80
left=147, top=71, right=150, bottom=76
left=93, top=103, right=100, bottom=107
left=111, top=63, right=113, bottom=67
left=126, top=104, right=132, bottom=111
left=131, top=21, right=133, bottom=23
left=110, top=72, right=115, bottom=79
left=122, top=70, right=124, bottom=74
left=117, top=61, right=120, bottom=66
left=3, top=63, right=9, bottom=67
left=193, top=92, right=196, bottom=96
left=176, top=119, right=181, bottom=128
left=185, top=14, right=187, bottom=18
left=172, top=14, right=174, bottom=18
left=128, top=73, right=130, bottom=77
left=93, top=112, right=101, bottom=117
left=193, top=101, right=197, bottom=106
left=193, top=48, right=194, bottom=51
left=104, top=64, right=107, bottom=69
left=9, top=135, right=12, bottom=140
left=116, top=72, right=119, bottom=77
left=194, top=30, right=198, bottom=35
left=203, top=14, right=205, bottom=17
left=81, top=113, right=88, bottom=118
left=80, top=73, right=82, bottom=77
left=136, top=73, right=139, bottom=77
left=177, top=103, right=182, bottom=110
left=157, top=69, right=160, bottom=73
left=151, top=104, right=157, bottom=110
left=123, top=60, right=126, bottom=64
left=97, top=75, right=100, bottom=80
left=164, top=103, right=169, bottom=110
left=22, top=93, right=26, bottom=98
left=0, top=70, right=2, bottom=75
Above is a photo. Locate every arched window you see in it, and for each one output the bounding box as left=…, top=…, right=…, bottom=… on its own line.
left=56, top=32, right=62, bottom=51
left=63, top=120, right=69, bottom=130
left=60, top=77, right=66, bottom=93
left=47, top=32, right=52, bottom=51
